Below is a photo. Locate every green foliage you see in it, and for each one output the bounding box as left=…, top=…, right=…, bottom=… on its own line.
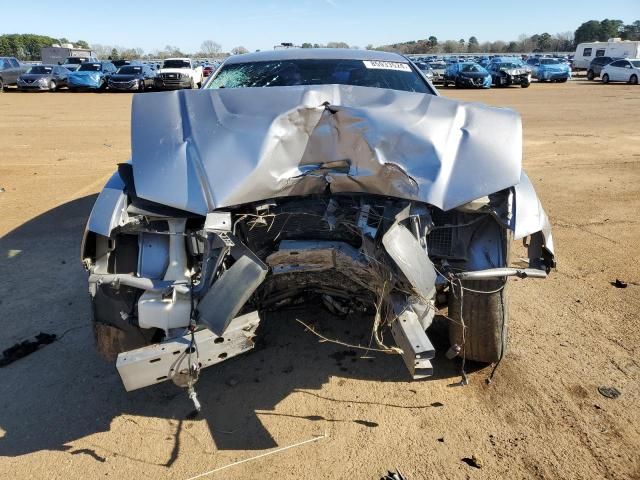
left=574, top=19, right=628, bottom=43
left=0, top=34, right=58, bottom=60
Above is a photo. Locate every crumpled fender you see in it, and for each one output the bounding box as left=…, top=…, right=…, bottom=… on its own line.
left=81, top=170, right=127, bottom=242
left=512, top=171, right=555, bottom=268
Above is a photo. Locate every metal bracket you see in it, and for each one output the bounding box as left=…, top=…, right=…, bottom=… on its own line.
left=390, top=296, right=435, bottom=380
left=116, top=311, right=260, bottom=391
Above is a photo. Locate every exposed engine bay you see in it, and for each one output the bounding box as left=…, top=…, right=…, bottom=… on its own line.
left=81, top=85, right=555, bottom=411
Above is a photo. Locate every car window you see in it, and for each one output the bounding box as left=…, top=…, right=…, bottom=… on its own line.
left=583, top=48, right=592, bottom=57
left=540, top=59, right=560, bottom=65
left=27, top=66, right=54, bottom=74
left=609, top=60, right=627, bottom=68
left=118, top=66, right=142, bottom=74
left=78, top=63, right=102, bottom=71
left=595, top=49, right=605, bottom=57
left=631, top=60, right=640, bottom=68
left=163, top=59, right=191, bottom=69
left=9, top=58, right=20, bottom=68
left=207, top=59, right=430, bottom=93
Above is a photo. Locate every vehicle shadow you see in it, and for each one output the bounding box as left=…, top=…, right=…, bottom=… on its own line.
left=0, top=195, right=473, bottom=459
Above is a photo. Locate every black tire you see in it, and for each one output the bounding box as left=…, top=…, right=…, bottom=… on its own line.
left=521, top=81, right=530, bottom=88
left=587, top=69, right=594, bottom=81
left=138, top=80, right=145, bottom=91
left=448, top=228, right=511, bottom=363
left=448, top=278, right=508, bottom=363
left=630, top=74, right=638, bottom=85
left=443, top=80, right=449, bottom=87
left=602, top=73, right=610, bottom=84
left=559, top=78, right=568, bottom=83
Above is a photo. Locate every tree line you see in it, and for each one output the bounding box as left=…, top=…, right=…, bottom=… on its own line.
left=370, top=19, right=639, bottom=55
left=0, top=34, right=89, bottom=60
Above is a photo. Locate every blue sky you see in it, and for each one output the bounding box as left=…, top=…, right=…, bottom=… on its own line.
left=2, top=0, right=638, bottom=52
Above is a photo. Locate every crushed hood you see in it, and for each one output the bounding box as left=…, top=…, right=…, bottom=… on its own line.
left=131, top=85, right=522, bottom=214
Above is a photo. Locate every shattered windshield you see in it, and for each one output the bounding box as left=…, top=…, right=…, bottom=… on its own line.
left=207, top=59, right=430, bottom=93
left=493, top=63, right=520, bottom=69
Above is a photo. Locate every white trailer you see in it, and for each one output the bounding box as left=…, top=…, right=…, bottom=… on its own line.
left=574, top=39, right=640, bottom=69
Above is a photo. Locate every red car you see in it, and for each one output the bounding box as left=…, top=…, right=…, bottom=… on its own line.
left=203, top=65, right=214, bottom=77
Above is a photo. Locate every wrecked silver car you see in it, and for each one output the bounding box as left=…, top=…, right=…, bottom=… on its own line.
left=81, top=49, right=554, bottom=409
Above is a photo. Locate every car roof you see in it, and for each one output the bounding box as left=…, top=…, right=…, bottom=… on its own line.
left=223, top=48, right=409, bottom=65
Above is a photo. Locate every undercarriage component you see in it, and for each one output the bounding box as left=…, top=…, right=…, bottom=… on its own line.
left=390, top=297, right=435, bottom=379
left=455, top=267, right=547, bottom=280
left=116, top=310, right=260, bottom=391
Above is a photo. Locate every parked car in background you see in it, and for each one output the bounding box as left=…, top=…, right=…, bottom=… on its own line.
left=414, top=61, right=435, bottom=83
left=426, top=61, right=446, bottom=84
left=443, top=62, right=492, bottom=88
left=68, top=61, right=117, bottom=91
left=601, top=58, right=640, bottom=84
left=62, top=64, right=81, bottom=72
left=487, top=58, right=531, bottom=88
left=527, top=57, right=571, bottom=82
left=155, top=58, right=204, bottom=90
left=586, top=56, right=621, bottom=80
left=203, top=65, right=215, bottom=77
left=17, top=65, right=69, bottom=91
left=0, top=56, right=29, bottom=91
left=108, top=64, right=156, bottom=91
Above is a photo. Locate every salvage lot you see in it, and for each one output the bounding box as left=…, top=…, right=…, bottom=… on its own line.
left=1, top=80, right=639, bottom=479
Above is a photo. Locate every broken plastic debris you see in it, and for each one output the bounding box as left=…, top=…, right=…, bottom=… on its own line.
left=0, top=332, right=57, bottom=367
left=611, top=279, right=628, bottom=289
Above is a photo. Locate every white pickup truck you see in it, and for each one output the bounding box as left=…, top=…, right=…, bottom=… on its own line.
left=155, top=58, right=203, bottom=90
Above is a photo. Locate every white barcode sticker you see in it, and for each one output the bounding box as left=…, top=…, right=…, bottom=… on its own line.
left=362, top=60, right=412, bottom=72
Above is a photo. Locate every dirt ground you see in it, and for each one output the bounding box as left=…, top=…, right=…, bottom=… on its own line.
left=1, top=80, right=639, bottom=480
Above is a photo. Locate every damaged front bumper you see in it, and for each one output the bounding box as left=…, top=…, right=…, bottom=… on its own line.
left=81, top=86, right=555, bottom=396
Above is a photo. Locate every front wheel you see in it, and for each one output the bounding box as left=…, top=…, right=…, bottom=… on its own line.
left=630, top=74, right=638, bottom=85
left=521, top=81, right=530, bottom=88
left=49, top=80, right=57, bottom=92
left=448, top=278, right=508, bottom=363
left=0, top=77, right=4, bottom=92
left=587, top=69, right=594, bottom=80
left=602, top=73, right=610, bottom=84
